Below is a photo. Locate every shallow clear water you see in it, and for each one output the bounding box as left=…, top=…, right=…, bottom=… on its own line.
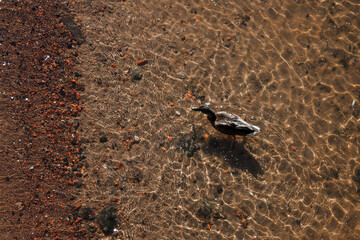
left=71, top=0, right=360, bottom=239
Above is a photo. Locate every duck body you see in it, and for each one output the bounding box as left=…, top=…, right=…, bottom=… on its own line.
left=192, top=106, right=260, bottom=136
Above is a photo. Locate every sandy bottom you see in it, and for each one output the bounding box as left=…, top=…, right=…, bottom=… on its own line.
left=67, top=0, right=359, bottom=239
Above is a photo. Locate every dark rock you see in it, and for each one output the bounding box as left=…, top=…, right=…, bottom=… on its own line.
left=329, top=168, right=339, bottom=179
left=75, top=180, right=83, bottom=188
left=61, top=14, right=85, bottom=45
left=74, top=72, right=82, bottom=77
left=131, top=67, right=143, bottom=80
left=176, top=132, right=200, bottom=157
left=216, top=185, right=223, bottom=194
left=59, top=87, right=66, bottom=96
left=100, top=136, right=108, bottom=143
left=340, top=58, right=349, bottom=69
left=75, top=83, right=85, bottom=91
left=80, top=207, right=95, bottom=220
left=352, top=167, right=360, bottom=186
left=71, top=139, right=77, bottom=145
left=196, top=198, right=213, bottom=219
left=195, top=95, right=205, bottom=101
left=65, top=41, right=72, bottom=49
left=97, top=205, right=118, bottom=235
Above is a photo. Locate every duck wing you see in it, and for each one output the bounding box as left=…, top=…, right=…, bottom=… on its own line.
left=214, top=112, right=257, bottom=134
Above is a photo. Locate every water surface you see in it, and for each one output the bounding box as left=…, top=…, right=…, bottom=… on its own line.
left=71, top=0, right=360, bottom=239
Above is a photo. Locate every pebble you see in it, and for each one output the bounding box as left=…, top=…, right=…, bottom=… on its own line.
left=177, top=72, right=187, bottom=79
left=175, top=111, right=181, bottom=116
left=131, top=67, right=143, bottom=80
left=75, top=180, right=83, bottom=188
left=134, top=136, right=140, bottom=143
left=216, top=185, right=223, bottom=194
left=132, top=120, right=138, bottom=126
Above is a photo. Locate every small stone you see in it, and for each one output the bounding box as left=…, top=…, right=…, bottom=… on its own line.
left=132, top=120, right=138, bottom=126
left=175, top=111, right=181, bottom=116
left=100, top=136, right=108, bottom=143
left=75, top=180, right=83, bottom=188
left=177, top=72, right=187, bottom=79
left=134, top=136, right=140, bottom=143
left=131, top=67, right=143, bottom=80
left=196, top=198, right=213, bottom=219
left=136, top=58, right=148, bottom=66
left=129, top=90, right=137, bottom=96
left=15, top=202, right=24, bottom=210
left=216, top=185, right=223, bottom=194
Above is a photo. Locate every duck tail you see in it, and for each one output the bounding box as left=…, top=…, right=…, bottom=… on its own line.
left=249, top=125, right=261, bottom=135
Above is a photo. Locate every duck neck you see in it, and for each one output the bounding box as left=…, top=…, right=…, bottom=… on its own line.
left=205, top=110, right=216, bottom=123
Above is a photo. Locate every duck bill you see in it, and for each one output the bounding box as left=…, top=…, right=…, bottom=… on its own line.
left=191, top=107, right=201, bottom=111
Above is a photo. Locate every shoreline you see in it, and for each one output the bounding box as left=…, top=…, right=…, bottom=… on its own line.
left=0, top=1, right=85, bottom=238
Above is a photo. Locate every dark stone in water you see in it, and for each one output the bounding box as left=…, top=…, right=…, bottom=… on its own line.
left=131, top=67, right=143, bottom=80
left=100, top=136, right=108, bottom=143
left=176, top=132, right=200, bottom=157
left=197, top=198, right=213, bottom=219
left=329, top=168, right=339, bottom=179
left=61, top=14, right=85, bottom=45
left=97, top=205, right=118, bottom=235
left=195, top=95, right=205, bottom=101
left=339, top=58, right=349, bottom=69
left=80, top=207, right=95, bottom=220
left=352, top=167, right=360, bottom=188
left=216, top=185, right=223, bottom=194
left=75, top=179, right=83, bottom=188
left=74, top=72, right=82, bottom=77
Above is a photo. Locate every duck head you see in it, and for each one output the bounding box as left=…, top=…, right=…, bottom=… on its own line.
left=192, top=106, right=216, bottom=122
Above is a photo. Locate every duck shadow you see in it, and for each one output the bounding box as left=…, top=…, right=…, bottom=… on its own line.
left=201, top=136, right=264, bottom=177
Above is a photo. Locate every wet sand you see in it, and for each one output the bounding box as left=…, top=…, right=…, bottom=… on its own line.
left=0, top=1, right=84, bottom=239
left=2, top=0, right=360, bottom=239
left=68, top=0, right=360, bottom=239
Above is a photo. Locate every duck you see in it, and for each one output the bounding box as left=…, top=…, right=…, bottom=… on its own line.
left=192, top=106, right=260, bottom=147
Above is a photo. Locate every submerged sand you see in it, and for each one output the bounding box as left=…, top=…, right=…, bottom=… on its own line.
left=67, top=0, right=359, bottom=239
